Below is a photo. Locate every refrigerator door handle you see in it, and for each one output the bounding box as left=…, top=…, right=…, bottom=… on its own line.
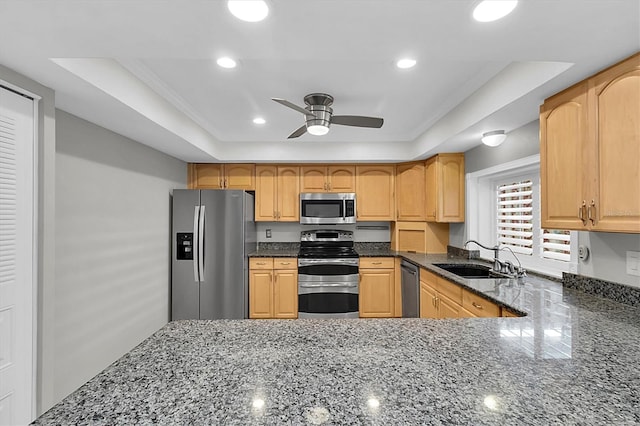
left=198, top=205, right=206, bottom=282
left=193, top=206, right=200, bottom=282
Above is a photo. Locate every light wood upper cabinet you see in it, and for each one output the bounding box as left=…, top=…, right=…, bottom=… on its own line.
left=355, top=165, right=395, bottom=221
left=255, top=165, right=300, bottom=222
left=189, top=163, right=255, bottom=190
left=425, top=154, right=465, bottom=223
left=541, top=52, right=640, bottom=233
left=390, top=221, right=449, bottom=254
left=300, top=165, right=355, bottom=192
left=590, top=55, right=640, bottom=232
left=540, top=82, right=590, bottom=230
left=396, top=162, right=426, bottom=221
left=359, top=257, right=395, bottom=318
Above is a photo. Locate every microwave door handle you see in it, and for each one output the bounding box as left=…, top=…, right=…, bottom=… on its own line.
left=198, top=205, right=206, bottom=282
left=193, top=206, right=200, bottom=282
left=343, top=200, right=346, bottom=221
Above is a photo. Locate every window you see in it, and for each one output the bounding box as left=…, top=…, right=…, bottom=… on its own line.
left=466, top=155, right=577, bottom=277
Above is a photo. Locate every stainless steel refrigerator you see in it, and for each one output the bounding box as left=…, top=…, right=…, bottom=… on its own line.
left=172, top=189, right=256, bottom=320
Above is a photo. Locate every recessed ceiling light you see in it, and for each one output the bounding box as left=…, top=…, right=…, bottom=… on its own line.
left=253, top=117, right=266, bottom=125
left=227, top=0, right=269, bottom=22
left=473, top=0, right=518, bottom=22
left=396, top=58, right=417, bottom=69
left=216, top=57, right=237, bottom=69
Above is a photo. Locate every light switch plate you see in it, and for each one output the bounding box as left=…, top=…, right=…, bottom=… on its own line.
left=626, top=251, right=640, bottom=277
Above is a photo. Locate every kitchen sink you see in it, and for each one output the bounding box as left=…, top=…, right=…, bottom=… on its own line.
left=433, top=264, right=509, bottom=279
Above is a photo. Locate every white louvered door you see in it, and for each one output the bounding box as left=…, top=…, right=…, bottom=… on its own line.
left=0, top=86, right=35, bottom=426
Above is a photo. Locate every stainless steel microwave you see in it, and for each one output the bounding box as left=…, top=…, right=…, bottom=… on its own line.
left=300, top=193, right=356, bottom=225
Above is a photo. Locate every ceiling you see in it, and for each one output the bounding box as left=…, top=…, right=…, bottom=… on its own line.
left=0, top=1, right=638, bottom=163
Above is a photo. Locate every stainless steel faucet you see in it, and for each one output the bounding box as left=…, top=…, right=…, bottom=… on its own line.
left=463, top=239, right=503, bottom=272
left=463, top=240, right=527, bottom=278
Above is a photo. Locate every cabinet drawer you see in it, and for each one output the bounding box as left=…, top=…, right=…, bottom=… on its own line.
left=437, top=277, right=463, bottom=305
left=462, top=290, right=500, bottom=317
left=250, top=258, right=274, bottom=270
left=274, top=258, right=297, bottom=269
left=360, top=257, right=395, bottom=269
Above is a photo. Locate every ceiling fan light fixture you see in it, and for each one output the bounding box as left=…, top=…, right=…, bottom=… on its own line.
left=307, top=124, right=330, bottom=136
left=227, top=0, right=269, bottom=22
left=473, top=0, right=518, bottom=22
left=216, top=57, right=237, bottom=69
left=481, top=130, right=507, bottom=147
left=396, top=58, right=417, bottom=69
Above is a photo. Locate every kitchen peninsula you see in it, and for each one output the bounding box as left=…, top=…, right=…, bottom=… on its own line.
left=33, top=255, right=640, bottom=425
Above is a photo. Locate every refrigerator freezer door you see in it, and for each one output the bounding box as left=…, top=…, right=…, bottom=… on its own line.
left=199, top=190, right=248, bottom=319
left=172, top=189, right=201, bottom=320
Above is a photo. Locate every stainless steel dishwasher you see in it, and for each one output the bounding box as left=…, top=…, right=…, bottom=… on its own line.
left=400, top=260, right=420, bottom=318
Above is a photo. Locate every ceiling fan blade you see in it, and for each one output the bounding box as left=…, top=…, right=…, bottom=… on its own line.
left=331, top=115, right=384, bottom=128
left=287, top=125, right=308, bottom=139
left=272, top=98, right=315, bottom=117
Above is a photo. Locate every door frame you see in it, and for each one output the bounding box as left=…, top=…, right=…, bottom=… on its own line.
left=1, top=79, right=40, bottom=422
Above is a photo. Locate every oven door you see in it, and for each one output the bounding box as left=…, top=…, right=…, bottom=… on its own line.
left=298, top=275, right=359, bottom=319
left=298, top=258, right=359, bottom=318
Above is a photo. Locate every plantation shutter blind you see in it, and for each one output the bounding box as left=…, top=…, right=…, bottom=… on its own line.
left=541, top=230, right=571, bottom=262
left=497, top=180, right=533, bottom=255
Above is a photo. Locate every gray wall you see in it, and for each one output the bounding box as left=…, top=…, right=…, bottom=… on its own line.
left=0, top=64, right=57, bottom=414
left=453, top=119, right=640, bottom=288
left=54, top=110, right=186, bottom=403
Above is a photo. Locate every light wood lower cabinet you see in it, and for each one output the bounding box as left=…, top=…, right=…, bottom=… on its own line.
left=249, top=258, right=298, bottom=319
left=359, top=257, right=395, bottom=318
left=419, top=268, right=501, bottom=319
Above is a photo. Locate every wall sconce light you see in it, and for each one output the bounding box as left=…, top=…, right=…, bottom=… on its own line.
left=481, top=130, right=507, bottom=147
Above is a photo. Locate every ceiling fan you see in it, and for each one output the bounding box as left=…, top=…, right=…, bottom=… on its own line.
left=272, top=93, right=384, bottom=139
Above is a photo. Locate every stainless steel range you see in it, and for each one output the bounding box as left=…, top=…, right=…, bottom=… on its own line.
left=297, top=230, right=359, bottom=319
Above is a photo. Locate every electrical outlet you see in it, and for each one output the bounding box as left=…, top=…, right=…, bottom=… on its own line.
left=626, top=251, right=640, bottom=277
left=266, top=229, right=272, bottom=239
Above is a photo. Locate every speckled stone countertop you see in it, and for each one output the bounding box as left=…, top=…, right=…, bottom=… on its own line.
left=33, top=254, right=640, bottom=425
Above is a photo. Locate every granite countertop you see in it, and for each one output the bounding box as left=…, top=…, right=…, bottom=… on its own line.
left=33, top=254, right=640, bottom=425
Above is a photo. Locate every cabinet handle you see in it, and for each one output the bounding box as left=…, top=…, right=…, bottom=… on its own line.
left=372, top=262, right=382, bottom=265
left=588, top=200, right=597, bottom=225
left=273, top=211, right=277, bottom=219
left=277, top=211, right=281, bottom=219
left=220, top=179, right=223, bottom=188
left=472, top=302, right=483, bottom=310
left=432, top=296, right=437, bottom=308
left=324, top=182, right=328, bottom=191
left=256, top=262, right=266, bottom=265
left=280, top=262, right=290, bottom=265
left=578, top=201, right=587, bottom=225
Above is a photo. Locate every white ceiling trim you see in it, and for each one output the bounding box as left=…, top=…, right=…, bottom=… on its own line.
left=50, top=57, right=223, bottom=160
left=411, top=61, right=574, bottom=158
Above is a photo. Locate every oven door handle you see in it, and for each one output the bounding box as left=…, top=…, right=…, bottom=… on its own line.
left=298, top=259, right=359, bottom=266
left=299, top=283, right=358, bottom=288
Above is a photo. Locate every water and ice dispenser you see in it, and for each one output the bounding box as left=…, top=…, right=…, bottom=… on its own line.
left=176, top=233, right=193, bottom=260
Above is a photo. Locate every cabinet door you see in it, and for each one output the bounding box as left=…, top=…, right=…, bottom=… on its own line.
left=396, top=162, right=425, bottom=221
left=540, top=82, right=590, bottom=230
left=274, top=270, right=298, bottom=319
left=590, top=57, right=640, bottom=233
left=438, top=294, right=462, bottom=319
left=249, top=270, right=273, bottom=318
left=419, top=281, right=437, bottom=319
left=277, top=166, right=300, bottom=222
left=359, top=269, right=394, bottom=318
left=327, top=165, right=356, bottom=192
left=225, top=164, right=255, bottom=190
left=300, top=166, right=327, bottom=192
left=355, top=165, right=395, bottom=221
left=190, top=164, right=224, bottom=189
left=425, top=157, right=437, bottom=221
left=438, top=154, right=465, bottom=222
left=255, top=166, right=277, bottom=221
